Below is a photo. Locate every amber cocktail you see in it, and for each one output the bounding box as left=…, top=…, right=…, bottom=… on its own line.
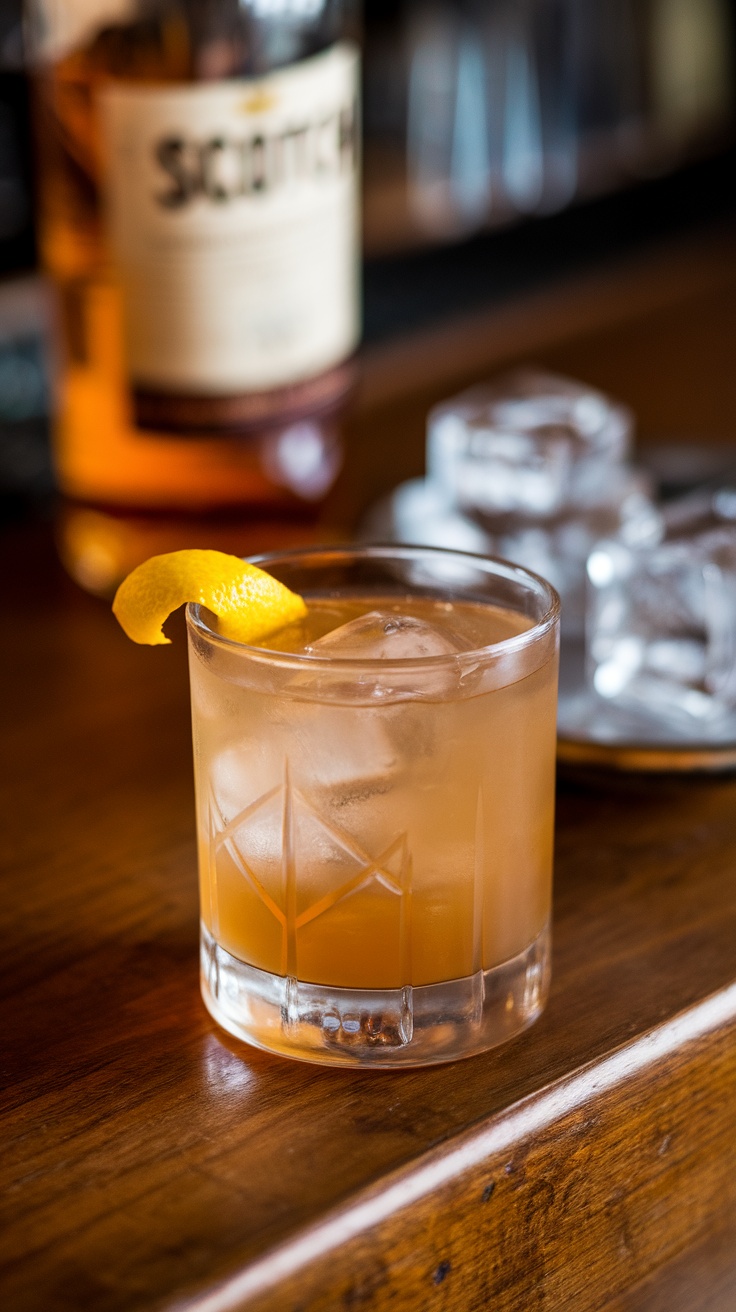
left=188, top=545, right=559, bottom=1066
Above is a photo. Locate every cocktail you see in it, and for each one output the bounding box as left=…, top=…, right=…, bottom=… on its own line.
left=115, top=544, right=559, bottom=1065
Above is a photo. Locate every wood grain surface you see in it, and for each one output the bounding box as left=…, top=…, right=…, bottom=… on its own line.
left=3, top=226, right=736, bottom=1310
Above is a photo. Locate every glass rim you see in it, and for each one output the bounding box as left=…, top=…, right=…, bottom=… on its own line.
left=186, top=543, right=560, bottom=671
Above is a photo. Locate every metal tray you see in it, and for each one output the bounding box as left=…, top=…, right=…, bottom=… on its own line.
left=557, top=639, right=736, bottom=774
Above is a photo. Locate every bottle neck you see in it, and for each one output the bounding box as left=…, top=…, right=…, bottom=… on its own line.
left=183, top=0, right=351, bottom=77
left=25, top=0, right=357, bottom=78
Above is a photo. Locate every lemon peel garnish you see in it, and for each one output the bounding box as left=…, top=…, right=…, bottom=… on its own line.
left=112, top=549, right=307, bottom=646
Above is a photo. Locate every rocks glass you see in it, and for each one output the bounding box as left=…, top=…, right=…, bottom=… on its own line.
left=188, top=545, right=559, bottom=1066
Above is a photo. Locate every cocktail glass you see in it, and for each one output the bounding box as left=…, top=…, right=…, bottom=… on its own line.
left=187, top=545, right=560, bottom=1066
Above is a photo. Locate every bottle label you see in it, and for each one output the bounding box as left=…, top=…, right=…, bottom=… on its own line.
left=100, top=43, right=360, bottom=398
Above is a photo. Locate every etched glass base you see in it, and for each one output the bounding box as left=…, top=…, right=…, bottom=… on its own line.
left=200, top=921, right=551, bottom=1067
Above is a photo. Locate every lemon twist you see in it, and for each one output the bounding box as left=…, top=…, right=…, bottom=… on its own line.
left=112, top=549, right=307, bottom=646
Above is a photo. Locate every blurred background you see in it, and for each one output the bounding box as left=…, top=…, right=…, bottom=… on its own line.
left=364, top=0, right=735, bottom=253
left=2, top=0, right=736, bottom=526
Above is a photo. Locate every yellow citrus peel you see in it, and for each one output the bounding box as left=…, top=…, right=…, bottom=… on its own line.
left=112, top=549, right=307, bottom=646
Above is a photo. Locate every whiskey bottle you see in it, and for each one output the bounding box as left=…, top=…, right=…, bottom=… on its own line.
left=25, top=0, right=360, bottom=591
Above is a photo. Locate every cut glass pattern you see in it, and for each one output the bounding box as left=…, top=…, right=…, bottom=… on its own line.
left=209, top=765, right=412, bottom=982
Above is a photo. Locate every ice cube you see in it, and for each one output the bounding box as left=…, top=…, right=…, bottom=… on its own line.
left=586, top=495, right=736, bottom=726
left=307, top=610, right=467, bottom=660
left=210, top=700, right=401, bottom=874
left=210, top=741, right=281, bottom=829
left=427, top=369, right=632, bottom=518
left=302, top=609, right=470, bottom=704
left=360, top=468, right=660, bottom=640
left=220, top=607, right=468, bottom=824
left=496, top=468, right=660, bottom=637
left=209, top=726, right=400, bottom=926
left=209, top=613, right=473, bottom=894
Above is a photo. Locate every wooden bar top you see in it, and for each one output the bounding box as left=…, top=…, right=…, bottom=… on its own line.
left=3, top=227, right=736, bottom=1310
